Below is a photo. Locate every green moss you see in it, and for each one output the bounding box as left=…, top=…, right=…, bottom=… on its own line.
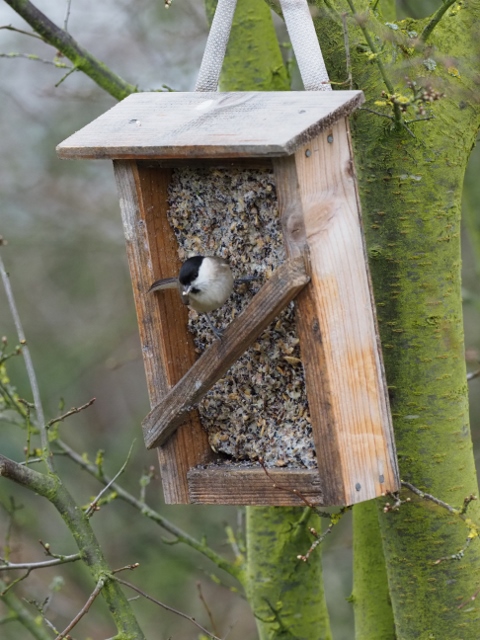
left=316, top=1, right=480, bottom=637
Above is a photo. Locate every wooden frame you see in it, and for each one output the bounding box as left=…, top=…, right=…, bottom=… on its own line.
left=57, top=91, right=400, bottom=506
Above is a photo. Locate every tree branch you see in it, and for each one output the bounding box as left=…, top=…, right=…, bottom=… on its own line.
left=345, top=0, right=403, bottom=127
left=54, top=576, right=105, bottom=640
left=0, top=454, right=57, bottom=496
left=421, top=0, right=459, bottom=43
left=0, top=250, right=53, bottom=472
left=0, top=453, right=146, bottom=637
left=0, top=553, right=80, bottom=572
left=55, top=439, right=244, bottom=582
left=114, top=576, right=223, bottom=640
left=2, top=0, right=137, bottom=99
left=0, top=578, right=52, bottom=640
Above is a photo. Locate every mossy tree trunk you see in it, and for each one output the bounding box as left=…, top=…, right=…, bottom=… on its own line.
left=352, top=500, right=395, bottom=639
left=315, top=1, right=480, bottom=638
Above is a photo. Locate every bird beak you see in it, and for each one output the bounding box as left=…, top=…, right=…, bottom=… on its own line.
left=181, top=285, right=191, bottom=305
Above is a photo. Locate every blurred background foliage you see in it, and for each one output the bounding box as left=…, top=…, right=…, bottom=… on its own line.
left=0, top=0, right=479, bottom=638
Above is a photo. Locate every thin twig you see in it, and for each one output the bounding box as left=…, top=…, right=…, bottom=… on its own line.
left=297, top=508, right=351, bottom=562
left=0, top=52, right=71, bottom=68
left=421, top=0, right=459, bottom=43
left=63, top=0, right=72, bottom=31
left=400, top=482, right=479, bottom=565
left=468, top=369, right=480, bottom=382
left=345, top=1, right=403, bottom=127
left=0, top=24, right=44, bottom=39
left=197, top=582, right=220, bottom=638
left=54, top=66, right=77, bottom=88
left=0, top=553, right=80, bottom=572
left=114, top=576, right=223, bottom=640
left=0, top=251, right=53, bottom=472
left=54, top=576, right=105, bottom=640
left=359, top=106, right=395, bottom=120
left=112, top=563, right=139, bottom=575
left=401, top=481, right=459, bottom=514
left=85, top=441, right=134, bottom=517
left=47, top=397, right=96, bottom=429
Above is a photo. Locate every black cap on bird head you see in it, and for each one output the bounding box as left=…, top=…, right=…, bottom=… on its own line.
left=178, top=256, right=204, bottom=286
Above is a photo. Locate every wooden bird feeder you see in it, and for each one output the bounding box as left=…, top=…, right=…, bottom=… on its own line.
left=57, top=90, right=400, bottom=506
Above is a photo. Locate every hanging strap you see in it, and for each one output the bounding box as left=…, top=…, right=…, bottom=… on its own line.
left=280, top=0, right=331, bottom=91
left=195, top=0, right=239, bottom=91
left=196, top=0, right=331, bottom=92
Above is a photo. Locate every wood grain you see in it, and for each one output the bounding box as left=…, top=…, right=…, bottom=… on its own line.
left=113, top=160, right=214, bottom=503
left=274, top=119, right=400, bottom=505
left=56, top=91, right=364, bottom=160
left=188, top=465, right=324, bottom=505
left=142, top=256, right=310, bottom=449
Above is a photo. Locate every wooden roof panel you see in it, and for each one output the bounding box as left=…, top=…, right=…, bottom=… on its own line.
left=56, top=90, right=364, bottom=160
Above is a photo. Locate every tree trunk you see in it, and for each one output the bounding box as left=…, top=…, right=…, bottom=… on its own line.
left=246, top=507, right=332, bottom=640
left=352, top=500, right=395, bottom=639
left=317, top=1, right=480, bottom=637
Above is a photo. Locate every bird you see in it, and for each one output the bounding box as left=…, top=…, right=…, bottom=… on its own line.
left=148, top=255, right=235, bottom=339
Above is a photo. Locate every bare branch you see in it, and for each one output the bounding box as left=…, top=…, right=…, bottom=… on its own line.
left=63, top=0, right=72, bottom=31
left=0, top=251, right=53, bottom=472
left=0, top=52, right=71, bottom=67
left=2, top=0, right=137, bottom=100
left=54, top=576, right=106, bottom=640
left=421, top=0, right=460, bottom=43
left=197, top=581, right=220, bottom=638
left=401, top=481, right=460, bottom=515
left=85, top=441, right=134, bottom=517
left=0, top=24, right=44, bottom=40
left=47, top=397, right=96, bottom=429
left=0, top=553, right=80, bottom=572
left=114, top=576, right=223, bottom=640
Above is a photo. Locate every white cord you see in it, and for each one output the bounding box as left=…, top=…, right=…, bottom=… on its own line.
left=280, top=0, right=331, bottom=91
left=195, top=0, right=330, bottom=92
left=195, top=0, right=238, bottom=91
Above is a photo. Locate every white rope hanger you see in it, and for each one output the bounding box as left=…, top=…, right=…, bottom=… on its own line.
left=195, top=0, right=331, bottom=92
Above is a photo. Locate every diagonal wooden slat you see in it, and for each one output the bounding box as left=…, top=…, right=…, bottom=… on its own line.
left=142, top=256, right=310, bottom=449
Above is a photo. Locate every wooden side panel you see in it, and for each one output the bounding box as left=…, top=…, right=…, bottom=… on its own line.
left=274, top=119, right=400, bottom=505
left=188, top=466, right=324, bottom=506
left=113, top=160, right=214, bottom=503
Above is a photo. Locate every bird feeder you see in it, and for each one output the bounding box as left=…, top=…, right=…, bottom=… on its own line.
left=56, top=90, right=400, bottom=506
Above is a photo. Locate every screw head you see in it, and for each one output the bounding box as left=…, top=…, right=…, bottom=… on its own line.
left=305, top=149, right=312, bottom=157
left=327, top=134, right=334, bottom=144
left=355, top=483, right=362, bottom=492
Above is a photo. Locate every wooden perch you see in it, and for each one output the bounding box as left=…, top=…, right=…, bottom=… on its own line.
left=142, top=256, right=310, bottom=449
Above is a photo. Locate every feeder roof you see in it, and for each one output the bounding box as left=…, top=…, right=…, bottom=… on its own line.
left=56, top=90, right=364, bottom=160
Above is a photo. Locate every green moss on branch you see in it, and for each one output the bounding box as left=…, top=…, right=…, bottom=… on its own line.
left=3, top=0, right=137, bottom=100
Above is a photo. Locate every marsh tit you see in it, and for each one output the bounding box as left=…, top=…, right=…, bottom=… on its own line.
left=148, top=256, right=235, bottom=338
